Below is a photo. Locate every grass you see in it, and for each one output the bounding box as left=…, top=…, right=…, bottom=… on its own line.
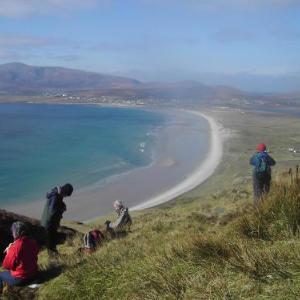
left=26, top=167, right=300, bottom=300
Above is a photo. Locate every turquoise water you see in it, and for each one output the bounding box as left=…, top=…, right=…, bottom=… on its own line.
left=0, top=104, right=166, bottom=205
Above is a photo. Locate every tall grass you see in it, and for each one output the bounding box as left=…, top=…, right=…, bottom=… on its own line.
left=32, top=168, right=300, bottom=299
left=235, top=166, right=300, bottom=240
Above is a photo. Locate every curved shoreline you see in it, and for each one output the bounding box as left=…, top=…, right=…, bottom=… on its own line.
left=2, top=107, right=223, bottom=221
left=130, top=111, right=223, bottom=211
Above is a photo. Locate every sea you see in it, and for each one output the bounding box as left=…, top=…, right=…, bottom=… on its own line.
left=0, top=103, right=167, bottom=206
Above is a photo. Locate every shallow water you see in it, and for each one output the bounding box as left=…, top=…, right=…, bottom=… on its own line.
left=0, top=103, right=166, bottom=206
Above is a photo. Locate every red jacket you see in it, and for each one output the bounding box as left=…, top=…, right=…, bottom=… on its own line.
left=2, top=236, right=39, bottom=280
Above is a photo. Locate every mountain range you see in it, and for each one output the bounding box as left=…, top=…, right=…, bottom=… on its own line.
left=0, top=62, right=244, bottom=100
left=0, top=62, right=140, bottom=94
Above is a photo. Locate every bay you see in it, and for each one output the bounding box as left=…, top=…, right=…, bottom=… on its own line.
left=0, top=103, right=166, bottom=206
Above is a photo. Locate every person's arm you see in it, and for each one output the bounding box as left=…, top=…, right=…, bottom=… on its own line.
left=2, top=242, right=17, bottom=271
left=249, top=154, right=258, bottom=166
left=48, top=196, right=58, bottom=219
left=267, top=155, right=276, bottom=166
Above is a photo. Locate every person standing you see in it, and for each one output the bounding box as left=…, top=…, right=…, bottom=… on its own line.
left=41, top=183, right=73, bottom=255
left=250, top=143, right=276, bottom=207
left=0, top=222, right=39, bottom=294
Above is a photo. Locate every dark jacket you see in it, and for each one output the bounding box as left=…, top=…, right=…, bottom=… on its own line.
left=250, top=151, right=276, bottom=177
left=41, top=187, right=66, bottom=230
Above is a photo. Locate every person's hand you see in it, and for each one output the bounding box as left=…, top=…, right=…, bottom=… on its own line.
left=4, top=243, right=13, bottom=253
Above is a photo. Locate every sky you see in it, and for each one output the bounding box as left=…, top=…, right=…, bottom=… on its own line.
left=0, top=0, right=300, bottom=92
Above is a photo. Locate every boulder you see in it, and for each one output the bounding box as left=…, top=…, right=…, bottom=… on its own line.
left=0, top=209, right=77, bottom=261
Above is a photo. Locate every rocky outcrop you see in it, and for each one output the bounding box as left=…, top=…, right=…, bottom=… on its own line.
left=0, top=209, right=77, bottom=261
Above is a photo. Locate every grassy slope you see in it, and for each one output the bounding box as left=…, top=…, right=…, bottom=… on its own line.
left=5, top=108, right=300, bottom=300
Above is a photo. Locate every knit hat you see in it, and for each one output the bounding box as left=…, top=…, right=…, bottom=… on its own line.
left=257, top=143, right=266, bottom=152
left=11, top=221, right=28, bottom=239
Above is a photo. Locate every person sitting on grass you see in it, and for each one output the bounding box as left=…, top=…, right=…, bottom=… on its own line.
left=250, top=143, right=276, bottom=207
left=106, top=200, right=132, bottom=233
left=0, top=222, right=39, bottom=294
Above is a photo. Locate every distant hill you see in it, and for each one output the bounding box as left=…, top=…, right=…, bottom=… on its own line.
left=0, top=62, right=245, bottom=100
left=137, top=81, right=243, bottom=99
left=0, top=62, right=141, bottom=95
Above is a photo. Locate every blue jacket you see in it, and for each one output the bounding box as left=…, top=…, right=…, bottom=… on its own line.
left=250, top=151, right=276, bottom=174
left=41, top=187, right=66, bottom=230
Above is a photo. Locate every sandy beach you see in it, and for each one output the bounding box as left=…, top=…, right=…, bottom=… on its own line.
left=130, top=111, right=224, bottom=211
left=4, top=108, right=224, bottom=222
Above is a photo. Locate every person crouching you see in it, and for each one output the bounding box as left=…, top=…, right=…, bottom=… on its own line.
left=0, top=222, right=39, bottom=294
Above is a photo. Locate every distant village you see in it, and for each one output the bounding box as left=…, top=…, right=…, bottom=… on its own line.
left=41, top=91, right=300, bottom=109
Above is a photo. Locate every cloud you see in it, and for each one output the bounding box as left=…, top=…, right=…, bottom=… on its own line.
left=225, top=0, right=299, bottom=8
left=0, top=34, right=79, bottom=63
left=0, top=34, right=79, bottom=50
left=212, top=0, right=299, bottom=9
left=1, top=0, right=298, bottom=18
left=0, top=0, right=105, bottom=17
left=212, top=26, right=300, bottom=44
left=142, top=0, right=300, bottom=11
left=92, top=36, right=203, bottom=54
left=0, top=35, right=54, bottom=47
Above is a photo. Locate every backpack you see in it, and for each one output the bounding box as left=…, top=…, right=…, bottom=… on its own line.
left=83, top=229, right=104, bottom=250
left=255, top=155, right=269, bottom=177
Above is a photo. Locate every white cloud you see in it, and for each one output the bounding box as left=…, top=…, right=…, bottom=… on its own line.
left=0, top=0, right=104, bottom=17
left=0, top=34, right=77, bottom=63
left=142, top=0, right=300, bottom=11
left=0, top=0, right=297, bottom=18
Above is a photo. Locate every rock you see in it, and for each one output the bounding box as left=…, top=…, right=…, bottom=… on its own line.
left=0, top=209, right=77, bottom=261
